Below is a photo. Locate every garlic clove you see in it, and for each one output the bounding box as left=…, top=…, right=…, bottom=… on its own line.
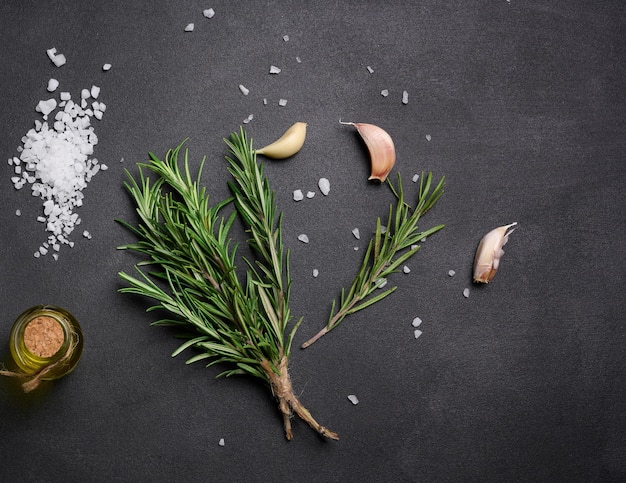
left=340, top=121, right=396, bottom=182
left=255, top=122, right=307, bottom=159
left=473, top=222, right=517, bottom=283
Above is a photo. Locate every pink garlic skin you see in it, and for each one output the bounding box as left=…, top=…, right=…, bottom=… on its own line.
left=473, top=222, right=517, bottom=283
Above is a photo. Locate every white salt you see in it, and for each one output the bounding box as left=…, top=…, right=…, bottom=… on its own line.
left=412, top=317, right=422, bottom=327
left=414, top=329, right=423, bottom=339
left=91, top=85, right=100, bottom=99
left=306, top=191, right=315, bottom=199
left=47, top=79, right=59, bottom=92
left=184, top=23, right=195, bottom=32
left=403, top=265, right=411, bottom=274
left=381, top=89, right=389, bottom=97
left=102, top=63, right=112, bottom=71
left=278, top=98, right=288, bottom=107
left=297, top=234, right=309, bottom=243
left=402, top=90, right=409, bottom=104
left=295, top=56, right=302, bottom=63
left=463, top=288, right=470, bottom=298
left=218, top=438, right=225, bottom=446
left=312, top=269, right=319, bottom=278
left=238, top=84, right=249, bottom=96
left=412, top=173, right=419, bottom=183
left=366, top=66, right=374, bottom=74
left=15, top=209, right=21, bottom=216
left=448, top=270, right=456, bottom=277
left=293, top=189, right=304, bottom=201
left=352, top=228, right=360, bottom=239
left=425, top=134, right=432, bottom=141
left=376, top=278, right=388, bottom=289
left=269, top=65, right=281, bottom=74
left=318, top=178, right=330, bottom=195
left=282, top=35, right=289, bottom=42
left=203, top=8, right=215, bottom=18
left=347, top=395, right=359, bottom=405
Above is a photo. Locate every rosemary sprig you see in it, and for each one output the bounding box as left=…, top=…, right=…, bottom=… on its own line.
left=117, top=130, right=338, bottom=440
left=301, top=172, right=445, bottom=348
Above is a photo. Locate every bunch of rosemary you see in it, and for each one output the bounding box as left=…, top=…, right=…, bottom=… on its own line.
left=302, top=172, right=445, bottom=348
left=117, top=129, right=338, bottom=440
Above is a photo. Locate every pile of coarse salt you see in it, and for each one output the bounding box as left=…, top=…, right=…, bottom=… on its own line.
left=9, top=84, right=107, bottom=260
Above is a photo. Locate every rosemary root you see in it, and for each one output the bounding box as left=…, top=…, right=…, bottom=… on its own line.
left=261, top=358, right=339, bottom=441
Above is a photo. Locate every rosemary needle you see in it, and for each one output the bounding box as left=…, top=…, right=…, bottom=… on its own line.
left=117, top=130, right=338, bottom=441
left=301, top=172, right=445, bottom=348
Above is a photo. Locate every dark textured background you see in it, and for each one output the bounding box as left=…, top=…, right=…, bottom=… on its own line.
left=1, top=1, right=625, bottom=481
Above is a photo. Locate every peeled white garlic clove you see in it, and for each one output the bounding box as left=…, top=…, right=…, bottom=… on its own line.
left=340, top=121, right=396, bottom=182
left=255, top=122, right=307, bottom=159
left=473, top=222, right=517, bottom=283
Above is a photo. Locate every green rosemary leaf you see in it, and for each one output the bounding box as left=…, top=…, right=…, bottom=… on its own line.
left=302, top=171, right=445, bottom=349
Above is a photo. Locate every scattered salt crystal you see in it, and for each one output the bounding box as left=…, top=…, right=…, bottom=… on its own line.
left=47, top=48, right=66, bottom=67
left=448, top=270, right=456, bottom=277
left=238, top=84, right=249, bottom=96
left=15, top=209, right=21, bottom=216
left=37, top=216, right=46, bottom=223
left=366, top=66, right=374, bottom=74
left=403, top=265, right=411, bottom=274
left=52, top=253, right=59, bottom=261
left=318, top=178, right=330, bottom=196
left=203, top=8, right=215, bottom=18
left=354, top=247, right=359, bottom=251
left=263, top=98, right=268, bottom=105
left=412, top=317, right=422, bottom=327
left=278, top=98, right=288, bottom=107
left=282, top=35, right=289, bottom=42
left=402, top=90, right=409, bottom=105
left=46, top=48, right=57, bottom=61
left=91, top=85, right=100, bottom=99
left=297, top=234, right=309, bottom=243
left=100, top=164, right=108, bottom=171
left=295, top=56, right=302, bottom=63
left=347, top=395, right=359, bottom=405
left=83, top=230, right=92, bottom=239
left=102, top=63, right=112, bottom=71
left=376, top=278, right=388, bottom=289
left=463, top=288, right=470, bottom=298
left=293, top=189, right=304, bottom=201
left=306, top=191, right=315, bottom=199
left=81, top=88, right=90, bottom=100
left=414, top=329, right=423, bottom=339
left=33, top=251, right=41, bottom=258
left=47, top=79, right=59, bottom=92
left=412, top=173, right=419, bottom=183
left=184, top=23, right=195, bottom=32
left=312, top=269, right=319, bottom=278
left=218, top=438, right=225, bottom=446
left=36, top=99, right=57, bottom=118
left=352, top=228, right=360, bottom=239
left=425, top=134, right=432, bottom=141
left=269, top=65, right=281, bottom=74
left=381, top=89, right=389, bottom=97
left=243, top=114, right=253, bottom=124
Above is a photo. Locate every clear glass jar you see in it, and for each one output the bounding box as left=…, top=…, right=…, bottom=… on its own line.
left=9, top=305, right=83, bottom=380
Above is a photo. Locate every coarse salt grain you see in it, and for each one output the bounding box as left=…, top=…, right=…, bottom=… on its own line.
left=297, top=234, right=309, bottom=243
left=269, top=65, right=281, bottom=74
left=412, top=317, right=422, bottom=327
left=448, top=270, right=456, bottom=277
left=352, top=228, right=360, bottom=239
left=403, top=265, right=411, bottom=274
left=425, top=134, right=432, bottom=141
left=102, top=63, right=112, bottom=71
left=203, top=8, right=215, bottom=18
left=293, top=189, right=304, bottom=201
left=366, top=66, right=374, bottom=74
left=47, top=79, right=59, bottom=92
left=381, top=89, right=389, bottom=97
left=278, top=99, right=288, bottom=107
left=347, top=395, right=359, bottom=405
left=412, top=173, right=419, bottom=183
left=306, top=191, right=315, bottom=199
left=463, top=288, right=470, bottom=298
left=218, top=438, right=225, bottom=446
left=238, top=84, right=249, bottom=96
left=312, top=269, right=319, bottom=278
left=184, top=23, right=195, bottom=32
left=414, top=329, right=423, bottom=339
left=402, top=90, right=409, bottom=104
left=318, top=178, right=330, bottom=196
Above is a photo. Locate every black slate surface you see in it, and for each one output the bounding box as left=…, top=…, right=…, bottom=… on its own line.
left=1, top=2, right=625, bottom=482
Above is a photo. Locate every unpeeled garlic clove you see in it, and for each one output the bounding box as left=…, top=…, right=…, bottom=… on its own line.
left=255, top=122, right=307, bottom=159
left=340, top=121, right=396, bottom=182
left=473, top=222, right=517, bottom=283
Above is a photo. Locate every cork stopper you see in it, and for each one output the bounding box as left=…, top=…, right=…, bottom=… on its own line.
left=23, top=316, right=65, bottom=358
